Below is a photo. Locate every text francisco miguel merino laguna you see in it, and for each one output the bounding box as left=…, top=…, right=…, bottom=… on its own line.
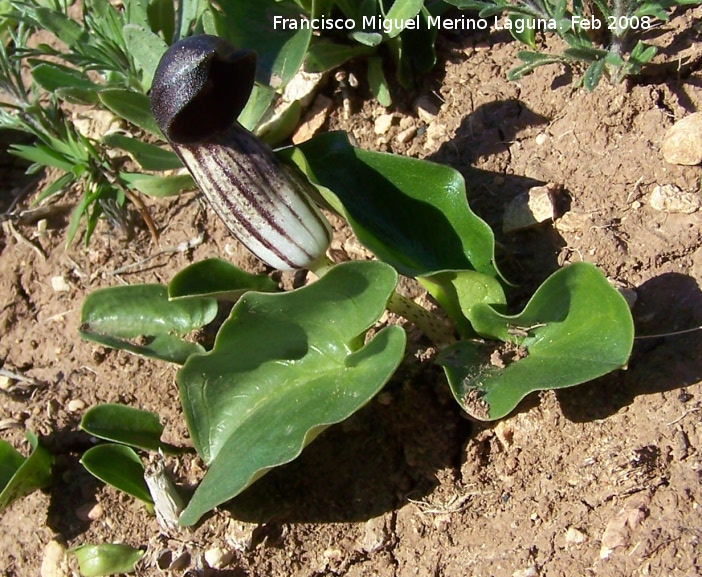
left=272, top=14, right=582, bottom=33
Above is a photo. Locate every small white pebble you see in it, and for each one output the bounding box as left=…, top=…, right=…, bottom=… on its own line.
left=41, top=540, right=68, bottom=577
left=396, top=126, right=417, bottom=144
left=0, top=375, right=13, bottom=390
left=565, top=526, right=588, bottom=546
left=535, top=133, right=549, bottom=145
left=374, top=114, right=394, bottom=135
left=51, top=276, right=70, bottom=293
left=67, top=399, right=86, bottom=412
left=204, top=547, right=233, bottom=569
left=75, top=502, right=103, bottom=522
left=650, top=184, right=700, bottom=214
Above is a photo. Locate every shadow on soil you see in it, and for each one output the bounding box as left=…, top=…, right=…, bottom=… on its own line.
left=428, top=99, right=571, bottom=302
left=558, top=272, right=702, bottom=422
left=223, top=365, right=470, bottom=525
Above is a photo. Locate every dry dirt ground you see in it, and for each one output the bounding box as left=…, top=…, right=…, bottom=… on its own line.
left=1, top=8, right=702, bottom=577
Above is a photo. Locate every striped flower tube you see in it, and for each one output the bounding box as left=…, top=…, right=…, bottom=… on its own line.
left=150, top=35, right=331, bottom=271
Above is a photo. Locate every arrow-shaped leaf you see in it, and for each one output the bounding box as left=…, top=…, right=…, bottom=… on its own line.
left=177, top=261, right=406, bottom=525
left=437, top=263, right=634, bottom=420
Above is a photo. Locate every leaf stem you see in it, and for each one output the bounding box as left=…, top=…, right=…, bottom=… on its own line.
left=386, top=291, right=456, bottom=347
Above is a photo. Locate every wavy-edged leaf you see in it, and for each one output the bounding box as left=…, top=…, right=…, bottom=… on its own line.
left=169, top=258, right=278, bottom=301
left=80, top=444, right=153, bottom=508
left=286, top=132, right=498, bottom=278
left=70, top=543, right=145, bottom=577
left=80, top=284, right=217, bottom=364
left=177, top=261, right=406, bottom=525
left=80, top=404, right=182, bottom=454
left=437, top=263, right=634, bottom=420
left=0, top=432, right=52, bottom=513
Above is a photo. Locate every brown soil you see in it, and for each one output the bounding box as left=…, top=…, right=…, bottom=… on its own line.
left=2, top=9, right=702, bottom=577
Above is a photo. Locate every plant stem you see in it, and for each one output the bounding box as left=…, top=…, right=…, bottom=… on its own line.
left=386, top=291, right=456, bottom=347
left=608, top=0, right=628, bottom=81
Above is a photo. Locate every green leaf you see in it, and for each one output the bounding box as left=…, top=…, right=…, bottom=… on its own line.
left=583, top=58, right=605, bottom=91
left=508, top=14, right=536, bottom=48
left=367, top=56, right=392, bottom=107
left=103, top=134, right=182, bottom=171
left=629, top=41, right=657, bottom=64
left=98, top=89, right=161, bottom=136
left=80, top=404, right=182, bottom=453
left=147, top=0, right=175, bottom=42
left=213, top=0, right=311, bottom=89
left=80, top=284, right=217, bottom=364
left=123, top=0, right=150, bottom=27
left=80, top=444, right=154, bottom=507
left=395, top=6, right=437, bottom=81
left=350, top=31, right=384, bottom=46
left=418, top=269, right=507, bottom=337
left=442, top=0, right=497, bottom=8
left=122, top=24, right=168, bottom=91
left=120, top=172, right=194, bottom=197
left=177, top=261, right=406, bottom=525
left=34, top=7, right=88, bottom=47
left=257, top=100, right=302, bottom=146
left=508, top=52, right=564, bottom=80
left=437, top=263, right=634, bottom=420
left=0, top=432, right=53, bottom=513
left=634, top=3, right=669, bottom=18
left=31, top=62, right=103, bottom=93
left=65, top=187, right=102, bottom=249
left=238, top=83, right=276, bottom=133
left=176, top=0, right=209, bottom=40
left=169, top=258, right=278, bottom=301
left=70, top=543, right=145, bottom=577
left=304, top=41, right=376, bottom=73
left=383, top=0, right=424, bottom=37
left=55, top=87, right=101, bottom=105
left=10, top=143, right=74, bottom=172
left=563, top=45, right=607, bottom=62
left=287, top=132, right=499, bottom=278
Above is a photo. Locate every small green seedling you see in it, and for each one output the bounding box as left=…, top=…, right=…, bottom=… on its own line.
left=0, top=431, right=52, bottom=513
left=70, top=543, right=145, bottom=577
